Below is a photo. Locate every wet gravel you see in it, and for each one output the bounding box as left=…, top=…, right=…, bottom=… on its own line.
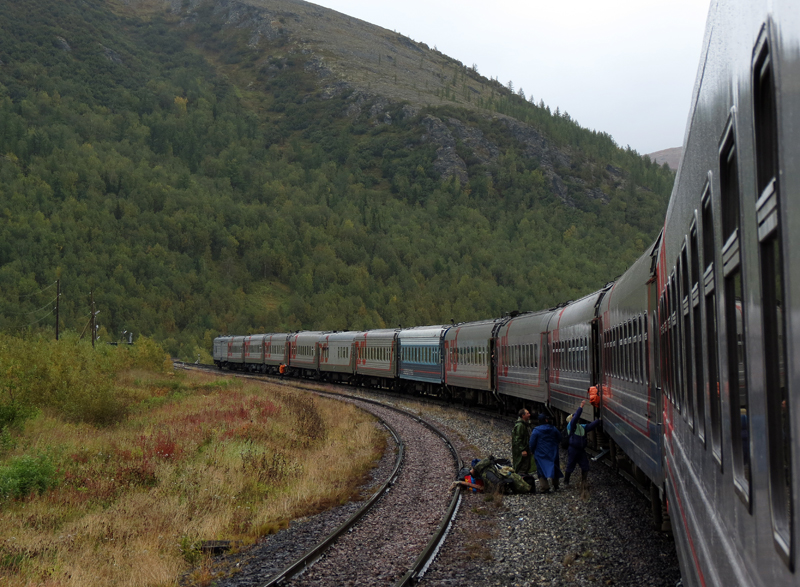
left=182, top=385, right=682, bottom=587
left=416, top=403, right=682, bottom=587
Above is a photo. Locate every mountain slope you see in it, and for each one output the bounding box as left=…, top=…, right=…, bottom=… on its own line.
left=0, top=0, right=674, bottom=357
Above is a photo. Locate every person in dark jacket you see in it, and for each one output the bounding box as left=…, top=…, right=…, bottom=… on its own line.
left=564, top=400, right=602, bottom=496
left=511, top=408, right=533, bottom=475
left=528, top=413, right=563, bottom=493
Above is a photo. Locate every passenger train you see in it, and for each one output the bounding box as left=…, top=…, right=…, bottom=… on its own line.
left=214, top=1, right=798, bottom=585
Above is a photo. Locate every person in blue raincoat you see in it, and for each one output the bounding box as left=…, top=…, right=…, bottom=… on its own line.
left=528, top=413, right=563, bottom=493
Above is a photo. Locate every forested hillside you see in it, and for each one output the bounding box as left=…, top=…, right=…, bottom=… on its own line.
left=0, top=0, right=674, bottom=358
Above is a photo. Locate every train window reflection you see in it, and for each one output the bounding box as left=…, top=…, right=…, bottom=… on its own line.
left=702, top=189, right=722, bottom=460
left=682, top=248, right=695, bottom=428
left=720, top=124, right=751, bottom=502
left=754, top=32, right=793, bottom=560
left=691, top=227, right=706, bottom=441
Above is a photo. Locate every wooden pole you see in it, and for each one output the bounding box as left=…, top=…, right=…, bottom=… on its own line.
left=55, top=279, right=60, bottom=341
left=91, top=291, right=95, bottom=349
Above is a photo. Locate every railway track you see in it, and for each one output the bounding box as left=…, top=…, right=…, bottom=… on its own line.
left=178, top=363, right=463, bottom=586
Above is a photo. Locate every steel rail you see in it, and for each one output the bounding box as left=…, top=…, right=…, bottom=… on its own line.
left=181, top=363, right=466, bottom=585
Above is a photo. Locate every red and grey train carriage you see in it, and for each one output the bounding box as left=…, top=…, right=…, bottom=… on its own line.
left=318, top=331, right=359, bottom=384
left=353, top=328, right=400, bottom=389
left=443, top=317, right=506, bottom=404
left=494, top=309, right=553, bottom=406
left=598, top=245, right=663, bottom=487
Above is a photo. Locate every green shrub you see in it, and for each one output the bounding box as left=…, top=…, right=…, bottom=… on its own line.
left=0, top=402, right=36, bottom=429
left=0, top=454, right=58, bottom=501
left=129, top=336, right=171, bottom=373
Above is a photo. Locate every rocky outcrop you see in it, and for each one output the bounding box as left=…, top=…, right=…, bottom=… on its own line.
left=420, top=115, right=468, bottom=184
left=55, top=36, right=72, bottom=52
left=102, top=45, right=122, bottom=64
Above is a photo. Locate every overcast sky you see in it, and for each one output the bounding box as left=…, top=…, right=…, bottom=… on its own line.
left=308, top=0, right=712, bottom=155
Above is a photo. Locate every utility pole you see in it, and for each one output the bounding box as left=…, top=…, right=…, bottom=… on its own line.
left=55, top=279, right=60, bottom=341
left=91, top=291, right=95, bottom=349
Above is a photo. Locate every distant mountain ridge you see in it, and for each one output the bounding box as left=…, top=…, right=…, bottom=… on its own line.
left=647, top=147, right=682, bottom=170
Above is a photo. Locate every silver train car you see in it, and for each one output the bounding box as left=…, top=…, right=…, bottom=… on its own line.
left=653, top=0, right=798, bottom=584
left=212, top=1, right=798, bottom=583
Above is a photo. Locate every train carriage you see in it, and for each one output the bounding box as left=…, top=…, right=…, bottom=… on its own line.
left=652, top=1, right=799, bottom=585
left=213, top=335, right=233, bottom=369
left=263, top=333, right=290, bottom=371
left=244, top=334, right=269, bottom=372
left=397, top=325, right=450, bottom=394
left=598, top=246, right=663, bottom=485
left=226, top=335, right=246, bottom=369
left=319, top=331, right=358, bottom=383
left=288, top=331, right=327, bottom=378
left=444, top=318, right=507, bottom=404
left=495, top=310, right=556, bottom=405
left=547, top=289, right=610, bottom=419
left=354, top=329, right=399, bottom=389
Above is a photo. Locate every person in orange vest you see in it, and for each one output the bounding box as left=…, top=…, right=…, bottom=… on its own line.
left=279, top=364, right=286, bottom=377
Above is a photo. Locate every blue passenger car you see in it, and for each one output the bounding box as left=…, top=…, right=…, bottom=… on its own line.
left=397, top=325, right=450, bottom=394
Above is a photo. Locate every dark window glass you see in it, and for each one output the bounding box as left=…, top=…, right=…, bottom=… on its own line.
left=754, top=35, right=792, bottom=561
left=720, top=127, right=751, bottom=497
left=703, top=193, right=722, bottom=458
left=691, top=228, right=706, bottom=440
left=682, top=249, right=695, bottom=427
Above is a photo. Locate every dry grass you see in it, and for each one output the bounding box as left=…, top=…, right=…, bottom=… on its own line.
left=0, top=370, right=382, bottom=587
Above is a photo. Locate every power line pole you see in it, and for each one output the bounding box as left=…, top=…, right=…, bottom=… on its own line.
left=55, top=279, right=60, bottom=341
left=91, top=290, right=95, bottom=349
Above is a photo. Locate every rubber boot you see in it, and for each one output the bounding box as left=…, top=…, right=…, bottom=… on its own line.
left=539, top=477, right=550, bottom=493
left=552, top=476, right=559, bottom=491
left=580, top=470, right=589, bottom=501
left=564, top=472, right=571, bottom=487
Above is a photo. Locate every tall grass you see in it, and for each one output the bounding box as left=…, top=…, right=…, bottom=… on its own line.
left=0, top=336, right=383, bottom=586
left=0, top=332, right=170, bottom=427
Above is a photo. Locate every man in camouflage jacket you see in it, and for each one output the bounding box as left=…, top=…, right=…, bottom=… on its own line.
left=511, top=408, right=533, bottom=474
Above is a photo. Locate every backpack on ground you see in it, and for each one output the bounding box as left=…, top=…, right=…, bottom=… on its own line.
left=473, top=456, right=532, bottom=494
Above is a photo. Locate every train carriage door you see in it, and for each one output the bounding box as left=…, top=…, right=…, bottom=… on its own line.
left=590, top=319, right=602, bottom=419
left=591, top=319, right=602, bottom=388
left=488, top=337, right=496, bottom=391
left=543, top=330, right=551, bottom=402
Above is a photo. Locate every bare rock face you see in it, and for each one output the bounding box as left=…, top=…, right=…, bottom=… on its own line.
left=55, top=36, right=72, bottom=52
left=102, top=45, right=123, bottom=64
left=420, top=115, right=468, bottom=185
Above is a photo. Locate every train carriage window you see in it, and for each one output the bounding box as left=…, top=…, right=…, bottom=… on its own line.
left=720, top=118, right=751, bottom=501
left=691, top=226, right=706, bottom=441
left=534, top=343, right=539, bottom=369
left=631, top=322, right=637, bottom=382
left=660, top=293, right=671, bottom=402
left=632, top=320, right=639, bottom=383
left=702, top=183, right=723, bottom=461
left=681, top=248, right=695, bottom=428
left=671, top=276, right=684, bottom=412
left=624, top=322, right=631, bottom=381
left=614, top=327, right=619, bottom=378
left=753, top=30, right=793, bottom=562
